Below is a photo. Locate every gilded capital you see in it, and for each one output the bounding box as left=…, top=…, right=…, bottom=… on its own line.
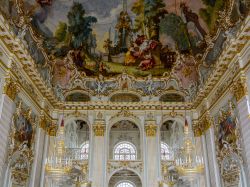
left=93, top=122, right=105, bottom=136
left=47, top=123, right=57, bottom=136
left=196, top=113, right=212, bottom=137
left=232, top=76, right=248, bottom=102
left=39, top=116, right=47, bottom=129
left=192, top=119, right=202, bottom=137
left=3, top=78, right=20, bottom=101
left=145, top=122, right=157, bottom=136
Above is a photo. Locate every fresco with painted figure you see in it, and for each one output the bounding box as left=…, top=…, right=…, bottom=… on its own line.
left=0, top=0, right=248, bottom=91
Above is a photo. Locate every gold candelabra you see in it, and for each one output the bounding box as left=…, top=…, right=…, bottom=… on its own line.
left=45, top=120, right=73, bottom=175
left=175, top=121, right=204, bottom=177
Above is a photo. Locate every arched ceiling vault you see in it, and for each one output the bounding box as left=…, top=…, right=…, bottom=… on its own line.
left=0, top=0, right=249, bottom=103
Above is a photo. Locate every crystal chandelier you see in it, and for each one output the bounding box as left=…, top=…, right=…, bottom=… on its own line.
left=45, top=118, right=73, bottom=176
left=175, top=119, right=204, bottom=178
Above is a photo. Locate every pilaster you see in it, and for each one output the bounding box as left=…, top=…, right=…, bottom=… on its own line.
left=145, top=117, right=158, bottom=187
left=0, top=78, right=18, bottom=185
left=92, top=117, right=106, bottom=187
left=232, top=76, right=250, bottom=182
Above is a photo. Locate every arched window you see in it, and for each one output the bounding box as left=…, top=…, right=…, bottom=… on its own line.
left=80, top=141, right=89, bottom=160
left=116, top=181, right=135, bottom=187
left=114, top=142, right=137, bottom=161
left=161, top=142, right=174, bottom=160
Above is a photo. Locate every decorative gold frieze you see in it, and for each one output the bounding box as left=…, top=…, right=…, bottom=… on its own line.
left=3, top=78, right=20, bottom=101
left=145, top=122, right=157, bottom=136
left=93, top=122, right=105, bottom=136
left=232, top=76, right=248, bottom=102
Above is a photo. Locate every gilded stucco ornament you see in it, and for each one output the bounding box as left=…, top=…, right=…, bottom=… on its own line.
left=39, top=115, right=47, bottom=129
left=107, top=160, right=143, bottom=175
left=93, top=123, right=105, bottom=136
left=8, top=101, right=36, bottom=185
left=232, top=76, right=248, bottom=102
left=3, top=78, right=20, bottom=101
left=109, top=109, right=140, bottom=121
left=46, top=123, right=58, bottom=136
left=214, top=101, right=243, bottom=186
left=145, top=121, right=157, bottom=136
left=195, top=112, right=212, bottom=137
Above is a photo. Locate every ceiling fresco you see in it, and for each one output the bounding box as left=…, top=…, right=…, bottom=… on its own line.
left=0, top=0, right=248, bottom=100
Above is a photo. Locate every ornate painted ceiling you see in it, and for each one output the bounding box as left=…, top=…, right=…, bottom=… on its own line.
left=0, top=0, right=248, bottom=101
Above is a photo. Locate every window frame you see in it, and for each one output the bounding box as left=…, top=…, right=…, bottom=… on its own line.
left=161, top=141, right=174, bottom=161
left=113, top=141, right=137, bottom=161
left=80, top=140, right=89, bottom=160
left=115, top=180, right=136, bottom=187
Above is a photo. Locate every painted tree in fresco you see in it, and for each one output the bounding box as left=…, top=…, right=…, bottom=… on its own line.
left=199, top=0, right=225, bottom=32
left=160, top=13, right=190, bottom=52
left=67, top=2, right=97, bottom=49
left=144, top=0, right=167, bottom=40
left=54, top=22, right=67, bottom=42
left=131, top=0, right=145, bottom=34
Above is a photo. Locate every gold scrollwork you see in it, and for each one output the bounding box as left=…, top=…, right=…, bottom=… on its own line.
left=3, top=78, right=20, bottom=101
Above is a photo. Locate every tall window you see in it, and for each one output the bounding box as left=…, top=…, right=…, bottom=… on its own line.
left=116, top=181, right=135, bottom=187
left=114, top=141, right=137, bottom=161
left=161, top=142, right=174, bottom=160
left=80, top=141, right=89, bottom=160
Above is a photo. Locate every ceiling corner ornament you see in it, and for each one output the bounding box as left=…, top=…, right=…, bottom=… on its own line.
left=3, top=78, right=20, bottom=101
left=145, top=123, right=157, bottom=137
left=232, top=76, right=248, bottom=102
left=93, top=122, right=105, bottom=136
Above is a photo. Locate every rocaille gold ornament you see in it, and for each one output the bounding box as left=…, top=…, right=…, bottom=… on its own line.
left=194, top=112, right=212, bottom=137
left=3, top=78, right=20, bottom=101
left=232, top=76, right=248, bottom=102
left=93, top=123, right=105, bottom=136
left=145, top=123, right=157, bottom=136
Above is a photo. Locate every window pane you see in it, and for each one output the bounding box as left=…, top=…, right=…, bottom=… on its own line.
left=161, top=142, right=173, bottom=161
left=116, top=181, right=134, bottom=187
left=114, top=142, right=137, bottom=161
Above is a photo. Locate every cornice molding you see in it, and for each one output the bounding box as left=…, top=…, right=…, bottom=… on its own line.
left=193, top=16, right=250, bottom=107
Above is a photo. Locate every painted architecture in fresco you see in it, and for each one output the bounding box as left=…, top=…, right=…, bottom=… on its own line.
left=0, top=0, right=248, bottom=98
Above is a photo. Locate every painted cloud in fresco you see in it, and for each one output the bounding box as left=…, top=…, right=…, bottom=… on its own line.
left=0, top=0, right=247, bottom=94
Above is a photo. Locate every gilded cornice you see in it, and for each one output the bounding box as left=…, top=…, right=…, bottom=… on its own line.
left=63, top=102, right=192, bottom=111
left=0, top=14, right=59, bottom=106
left=193, top=16, right=250, bottom=107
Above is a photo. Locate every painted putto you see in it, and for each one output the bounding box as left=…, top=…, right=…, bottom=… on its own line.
left=0, top=0, right=248, bottom=98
